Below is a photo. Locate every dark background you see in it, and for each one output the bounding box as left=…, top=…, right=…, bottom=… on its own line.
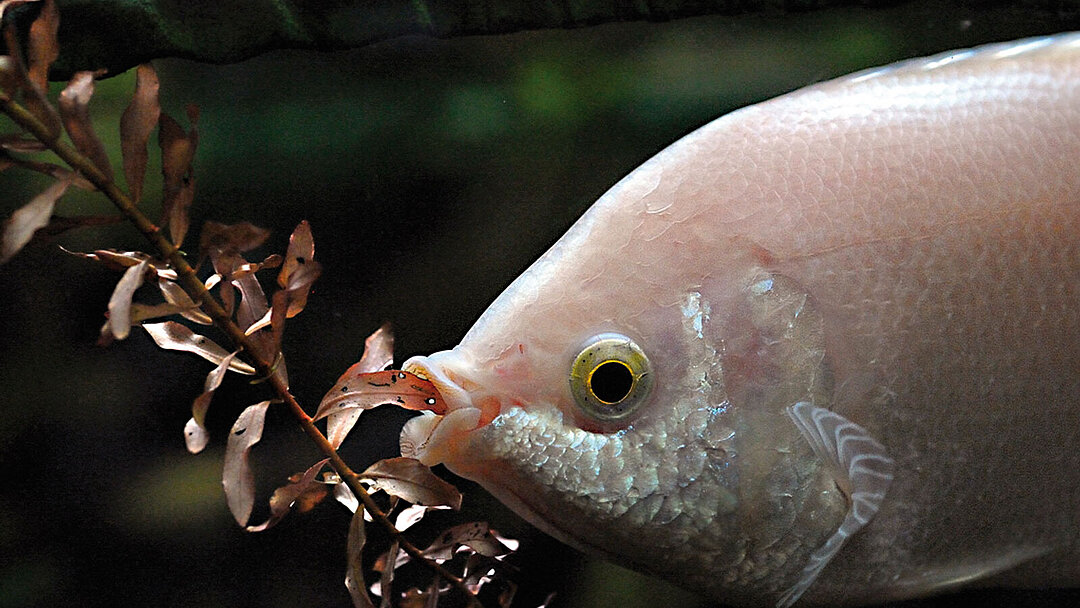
left=1, top=4, right=1078, bottom=607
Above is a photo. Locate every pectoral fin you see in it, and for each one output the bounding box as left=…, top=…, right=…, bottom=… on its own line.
left=779, top=402, right=896, bottom=608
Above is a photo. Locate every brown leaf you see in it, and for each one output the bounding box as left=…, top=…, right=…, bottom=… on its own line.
left=278, top=220, right=314, bottom=289
left=1, top=176, right=70, bottom=263
left=0, top=1, right=38, bottom=24
left=119, top=64, right=160, bottom=203
left=231, top=267, right=289, bottom=387
left=106, top=259, right=149, bottom=340
left=333, top=481, right=360, bottom=514
left=19, top=0, right=61, bottom=137
left=266, top=258, right=321, bottom=363
left=394, top=504, right=450, bottom=533
left=157, top=278, right=212, bottom=325
left=496, top=579, right=518, bottom=608
left=0, top=53, right=15, bottom=100
left=327, top=325, right=394, bottom=448
left=185, top=350, right=243, bottom=454
left=279, top=257, right=321, bottom=318
left=316, top=370, right=446, bottom=422
left=0, top=54, right=15, bottom=101
left=25, top=0, right=57, bottom=92
left=199, top=221, right=270, bottom=257
left=246, top=458, right=330, bottom=532
left=373, top=544, right=409, bottom=574
left=421, top=521, right=508, bottom=561
left=0, top=148, right=96, bottom=189
left=359, top=457, right=462, bottom=510
left=60, top=247, right=149, bottom=271
left=141, top=321, right=256, bottom=374
left=378, top=539, right=399, bottom=608
left=222, top=400, right=271, bottom=527
left=462, top=553, right=503, bottom=594
left=58, top=71, right=113, bottom=179
left=0, top=134, right=47, bottom=152
left=158, top=110, right=198, bottom=246
left=30, top=214, right=123, bottom=239
left=345, top=506, right=377, bottom=608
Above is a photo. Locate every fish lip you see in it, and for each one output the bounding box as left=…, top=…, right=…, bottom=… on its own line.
left=402, top=350, right=477, bottom=414
left=400, top=350, right=497, bottom=468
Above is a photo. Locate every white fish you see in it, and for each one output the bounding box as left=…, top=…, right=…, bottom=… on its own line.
left=400, top=34, right=1080, bottom=606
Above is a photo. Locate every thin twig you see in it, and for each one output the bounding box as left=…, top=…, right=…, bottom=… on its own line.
left=1, top=92, right=481, bottom=607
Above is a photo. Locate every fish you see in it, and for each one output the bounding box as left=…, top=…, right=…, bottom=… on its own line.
left=397, top=34, right=1080, bottom=607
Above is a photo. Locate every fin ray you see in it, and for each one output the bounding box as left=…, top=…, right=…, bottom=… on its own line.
left=778, top=402, right=895, bottom=607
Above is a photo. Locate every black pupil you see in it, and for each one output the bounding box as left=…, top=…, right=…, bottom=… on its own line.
left=590, top=361, right=634, bottom=404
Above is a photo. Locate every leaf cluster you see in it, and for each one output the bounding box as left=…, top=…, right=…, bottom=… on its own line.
left=1, top=2, right=524, bottom=606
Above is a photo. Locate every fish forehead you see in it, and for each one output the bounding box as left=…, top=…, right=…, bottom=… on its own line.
left=458, top=35, right=1080, bottom=368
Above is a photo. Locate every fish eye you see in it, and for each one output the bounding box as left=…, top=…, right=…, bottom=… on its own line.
left=569, top=333, right=653, bottom=421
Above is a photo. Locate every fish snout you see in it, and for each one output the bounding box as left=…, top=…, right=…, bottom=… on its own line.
left=399, top=351, right=496, bottom=467
left=402, top=351, right=475, bottom=412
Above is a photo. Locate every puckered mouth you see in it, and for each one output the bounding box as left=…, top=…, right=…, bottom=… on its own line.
left=399, top=351, right=500, bottom=467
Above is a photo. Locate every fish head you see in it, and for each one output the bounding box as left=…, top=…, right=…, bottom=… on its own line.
left=401, top=145, right=846, bottom=599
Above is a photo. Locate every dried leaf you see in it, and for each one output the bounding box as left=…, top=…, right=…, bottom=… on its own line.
left=316, top=370, right=446, bottom=422
left=199, top=221, right=270, bottom=257
left=279, top=257, right=321, bottom=318
left=228, top=266, right=288, bottom=386
left=0, top=1, right=37, bottom=26
left=394, top=504, right=450, bottom=533
left=0, top=57, right=11, bottom=100
left=246, top=458, right=330, bottom=532
left=30, top=214, right=123, bottom=239
left=360, top=457, right=462, bottom=510
left=185, top=350, right=243, bottom=453
left=278, top=220, right=314, bottom=289
left=142, top=321, right=256, bottom=374
left=0, top=135, right=47, bottom=152
left=424, top=578, right=439, bottom=608
left=244, top=308, right=272, bottom=335
left=462, top=553, right=502, bottom=593
left=379, top=539, right=399, bottom=608
left=346, top=506, right=377, bottom=608
left=60, top=247, right=149, bottom=271
left=25, top=0, right=57, bottom=91
left=373, top=544, right=410, bottom=573
left=58, top=71, right=113, bottom=179
left=497, top=580, right=518, bottom=608
left=18, top=0, right=60, bottom=137
left=11, top=159, right=95, bottom=189
left=233, top=270, right=268, bottom=331
left=106, top=259, right=148, bottom=340
left=400, top=587, right=433, bottom=608
left=324, top=325, right=394, bottom=447
left=119, top=63, right=160, bottom=203
left=98, top=301, right=190, bottom=345
left=157, top=278, right=212, bottom=325
left=421, top=522, right=508, bottom=561
left=1, top=177, right=70, bottom=263
left=334, top=482, right=359, bottom=514
left=222, top=400, right=270, bottom=527
left=158, top=109, right=198, bottom=246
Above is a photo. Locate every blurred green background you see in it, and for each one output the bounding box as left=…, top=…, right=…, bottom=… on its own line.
left=2, top=4, right=1079, bottom=608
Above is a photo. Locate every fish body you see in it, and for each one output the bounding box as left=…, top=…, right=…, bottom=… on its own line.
left=401, top=35, right=1080, bottom=606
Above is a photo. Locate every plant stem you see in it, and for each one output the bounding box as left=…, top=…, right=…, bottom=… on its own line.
left=1, top=93, right=480, bottom=607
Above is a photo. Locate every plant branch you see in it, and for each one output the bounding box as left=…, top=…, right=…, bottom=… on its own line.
left=1, top=92, right=480, bottom=607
